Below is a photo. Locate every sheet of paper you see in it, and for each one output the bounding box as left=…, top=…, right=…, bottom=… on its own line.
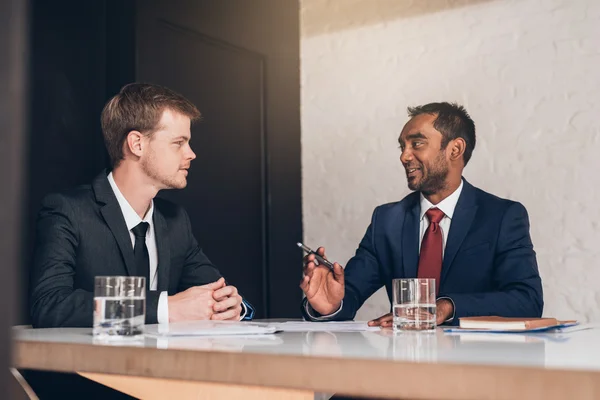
left=269, top=321, right=381, bottom=332
left=144, top=321, right=278, bottom=337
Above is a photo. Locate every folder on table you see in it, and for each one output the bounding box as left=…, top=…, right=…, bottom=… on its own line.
left=443, top=316, right=578, bottom=333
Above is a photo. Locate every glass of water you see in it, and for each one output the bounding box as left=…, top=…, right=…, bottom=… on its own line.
left=392, top=278, right=436, bottom=331
left=93, top=276, right=146, bottom=339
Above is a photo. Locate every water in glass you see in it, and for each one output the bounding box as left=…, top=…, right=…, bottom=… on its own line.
left=93, top=276, right=146, bottom=339
left=393, top=303, right=436, bottom=331
left=392, top=278, right=436, bottom=331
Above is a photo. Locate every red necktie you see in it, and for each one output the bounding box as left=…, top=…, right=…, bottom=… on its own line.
left=417, top=208, right=445, bottom=294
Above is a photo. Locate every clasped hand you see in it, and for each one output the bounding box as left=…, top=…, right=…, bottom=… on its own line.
left=169, top=277, right=243, bottom=322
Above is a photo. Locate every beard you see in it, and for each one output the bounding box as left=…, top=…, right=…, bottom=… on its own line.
left=141, top=154, right=187, bottom=190
left=407, top=151, right=449, bottom=195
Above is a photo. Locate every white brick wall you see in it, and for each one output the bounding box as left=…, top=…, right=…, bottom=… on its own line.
left=300, top=0, right=600, bottom=322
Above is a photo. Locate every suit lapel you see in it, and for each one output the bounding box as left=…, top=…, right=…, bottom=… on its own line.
left=440, top=179, right=478, bottom=287
left=402, top=197, right=420, bottom=278
left=153, top=207, right=171, bottom=291
left=93, top=170, right=137, bottom=277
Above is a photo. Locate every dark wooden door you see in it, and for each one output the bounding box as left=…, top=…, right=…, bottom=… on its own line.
left=137, top=0, right=301, bottom=318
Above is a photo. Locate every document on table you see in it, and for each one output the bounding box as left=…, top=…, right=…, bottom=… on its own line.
left=144, top=321, right=278, bottom=337
left=270, top=321, right=381, bottom=332
left=144, top=320, right=381, bottom=337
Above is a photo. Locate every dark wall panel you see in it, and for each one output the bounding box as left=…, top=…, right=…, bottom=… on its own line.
left=146, top=22, right=266, bottom=314
left=138, top=0, right=301, bottom=317
left=21, top=0, right=135, bottom=324
left=0, top=0, right=28, bottom=395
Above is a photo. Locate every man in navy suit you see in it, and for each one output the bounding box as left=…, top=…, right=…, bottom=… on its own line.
left=300, top=102, right=543, bottom=326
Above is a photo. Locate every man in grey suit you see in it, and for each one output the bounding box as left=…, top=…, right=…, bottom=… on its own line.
left=30, top=83, right=254, bottom=328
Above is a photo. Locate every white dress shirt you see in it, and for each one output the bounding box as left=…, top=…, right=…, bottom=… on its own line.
left=108, top=173, right=247, bottom=322
left=305, top=181, right=464, bottom=320
left=107, top=173, right=170, bottom=324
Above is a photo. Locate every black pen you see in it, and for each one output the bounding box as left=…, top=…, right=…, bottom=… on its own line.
left=297, top=242, right=335, bottom=270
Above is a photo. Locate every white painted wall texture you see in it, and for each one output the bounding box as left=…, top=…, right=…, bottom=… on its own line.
left=300, top=0, right=600, bottom=322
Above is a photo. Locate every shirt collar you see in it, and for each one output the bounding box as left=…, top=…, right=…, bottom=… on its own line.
left=107, top=172, right=154, bottom=231
left=419, top=179, right=464, bottom=221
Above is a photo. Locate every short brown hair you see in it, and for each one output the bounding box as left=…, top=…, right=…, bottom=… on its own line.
left=101, top=83, right=201, bottom=167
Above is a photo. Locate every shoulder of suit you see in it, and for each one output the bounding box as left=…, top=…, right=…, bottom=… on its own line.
left=36, top=184, right=97, bottom=222
left=469, top=183, right=525, bottom=212
left=41, top=183, right=94, bottom=206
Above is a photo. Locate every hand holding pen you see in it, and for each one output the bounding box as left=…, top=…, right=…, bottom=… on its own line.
left=297, top=242, right=335, bottom=269
left=298, top=243, right=345, bottom=316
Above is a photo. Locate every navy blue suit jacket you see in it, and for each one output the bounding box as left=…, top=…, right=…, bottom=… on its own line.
left=303, top=179, right=543, bottom=324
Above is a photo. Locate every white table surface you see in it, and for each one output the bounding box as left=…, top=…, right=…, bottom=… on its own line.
left=13, top=323, right=600, bottom=372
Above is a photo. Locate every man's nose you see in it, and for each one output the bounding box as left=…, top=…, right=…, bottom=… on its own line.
left=187, top=146, right=196, bottom=161
left=400, top=148, right=413, bottom=164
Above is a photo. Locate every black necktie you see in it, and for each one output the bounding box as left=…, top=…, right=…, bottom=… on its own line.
left=131, top=222, right=150, bottom=289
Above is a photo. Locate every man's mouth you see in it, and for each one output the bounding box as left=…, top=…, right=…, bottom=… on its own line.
left=405, top=167, right=421, bottom=178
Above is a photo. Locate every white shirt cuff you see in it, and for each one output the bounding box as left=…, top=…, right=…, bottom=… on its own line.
left=437, top=296, right=455, bottom=323
left=304, top=300, right=343, bottom=320
left=157, top=291, right=169, bottom=324
left=239, top=301, right=247, bottom=320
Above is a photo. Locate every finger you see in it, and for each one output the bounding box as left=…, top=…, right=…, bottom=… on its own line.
left=213, top=295, right=242, bottom=312
left=316, top=247, right=326, bottom=257
left=332, top=262, right=344, bottom=281
left=201, top=277, right=226, bottom=290
left=303, top=261, right=316, bottom=277
left=299, top=275, right=310, bottom=292
left=213, top=286, right=237, bottom=300
left=368, top=313, right=393, bottom=326
left=211, top=307, right=241, bottom=321
left=213, top=296, right=240, bottom=312
left=302, top=254, right=315, bottom=270
left=304, top=274, right=322, bottom=299
left=303, top=253, right=316, bottom=265
left=380, top=320, right=393, bottom=328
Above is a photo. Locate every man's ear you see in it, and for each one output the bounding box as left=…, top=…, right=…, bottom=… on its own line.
left=449, top=138, right=466, bottom=162
left=125, top=130, right=144, bottom=157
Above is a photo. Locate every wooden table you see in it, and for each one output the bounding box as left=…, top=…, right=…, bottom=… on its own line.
left=12, top=324, right=600, bottom=399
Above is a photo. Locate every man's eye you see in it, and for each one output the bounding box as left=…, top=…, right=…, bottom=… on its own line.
left=413, top=141, right=423, bottom=148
